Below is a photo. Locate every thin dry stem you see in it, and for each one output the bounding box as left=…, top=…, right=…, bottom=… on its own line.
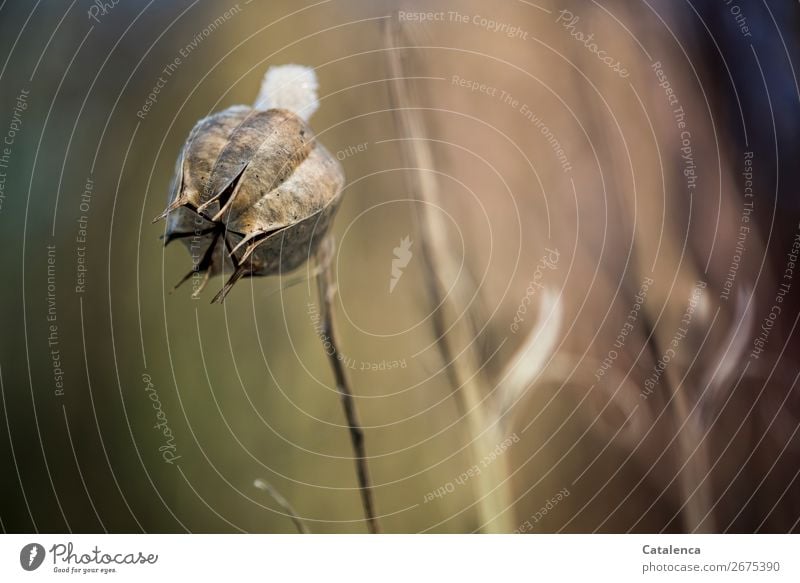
left=384, top=21, right=515, bottom=533
left=667, top=373, right=715, bottom=533
left=316, top=239, right=380, bottom=534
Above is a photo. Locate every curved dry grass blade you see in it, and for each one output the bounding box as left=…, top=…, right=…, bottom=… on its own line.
left=253, top=478, right=309, bottom=534
left=383, top=20, right=514, bottom=533
left=496, top=288, right=563, bottom=422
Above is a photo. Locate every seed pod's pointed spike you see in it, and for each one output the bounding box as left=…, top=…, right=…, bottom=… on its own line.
left=172, top=269, right=197, bottom=291
left=196, top=198, right=220, bottom=216
left=239, top=241, right=260, bottom=264
left=190, top=271, right=211, bottom=298
left=197, top=164, right=248, bottom=217
left=211, top=205, right=231, bottom=223
left=197, top=192, right=225, bottom=216
left=195, top=198, right=219, bottom=217
left=172, top=231, right=220, bottom=294
left=153, top=197, right=187, bottom=223
left=233, top=225, right=292, bottom=263
left=211, top=264, right=248, bottom=304
left=211, top=173, right=249, bottom=223
left=239, top=237, right=270, bottom=265
left=229, top=231, right=263, bottom=257
left=210, top=284, right=230, bottom=304
left=162, top=227, right=216, bottom=247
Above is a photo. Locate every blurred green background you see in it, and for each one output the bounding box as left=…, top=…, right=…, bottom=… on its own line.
left=0, top=0, right=496, bottom=533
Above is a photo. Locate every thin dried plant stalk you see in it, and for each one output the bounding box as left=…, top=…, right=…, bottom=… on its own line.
left=384, top=22, right=515, bottom=533
left=663, top=359, right=716, bottom=533
left=316, top=238, right=380, bottom=534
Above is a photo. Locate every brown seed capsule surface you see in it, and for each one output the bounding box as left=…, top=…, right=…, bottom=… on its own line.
left=157, top=102, right=344, bottom=302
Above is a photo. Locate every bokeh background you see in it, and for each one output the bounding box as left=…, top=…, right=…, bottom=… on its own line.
left=0, top=0, right=799, bottom=533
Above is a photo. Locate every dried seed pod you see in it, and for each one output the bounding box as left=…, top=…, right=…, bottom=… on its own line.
left=155, top=65, right=344, bottom=302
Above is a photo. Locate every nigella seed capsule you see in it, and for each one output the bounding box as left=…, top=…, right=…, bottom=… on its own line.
left=154, top=65, right=344, bottom=302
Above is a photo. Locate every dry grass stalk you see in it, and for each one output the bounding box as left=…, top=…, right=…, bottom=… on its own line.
left=316, top=238, right=380, bottom=534
left=254, top=478, right=309, bottom=534
left=384, top=21, right=515, bottom=533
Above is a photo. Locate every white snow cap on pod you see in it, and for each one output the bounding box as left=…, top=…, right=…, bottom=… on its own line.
left=254, top=64, right=319, bottom=122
